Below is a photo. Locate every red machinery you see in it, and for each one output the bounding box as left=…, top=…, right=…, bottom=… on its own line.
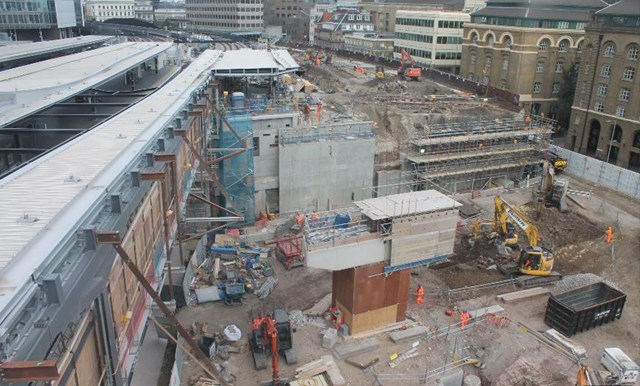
left=276, top=235, right=305, bottom=270
left=398, top=49, right=422, bottom=81
left=249, top=308, right=296, bottom=386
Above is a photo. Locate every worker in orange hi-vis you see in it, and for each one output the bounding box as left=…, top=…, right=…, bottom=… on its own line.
left=460, top=309, right=470, bottom=330
left=606, top=226, right=613, bottom=243
left=416, top=285, right=424, bottom=305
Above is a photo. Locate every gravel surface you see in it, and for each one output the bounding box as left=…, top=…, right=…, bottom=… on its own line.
left=552, top=273, right=621, bottom=294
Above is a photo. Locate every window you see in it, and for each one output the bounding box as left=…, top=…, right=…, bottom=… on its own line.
left=468, top=72, right=474, bottom=80
left=485, top=56, right=492, bottom=67
left=594, top=101, right=604, bottom=112
left=577, top=40, right=584, bottom=53
left=533, top=82, right=541, bottom=93
left=628, top=46, right=639, bottom=60
left=536, top=60, right=544, bottom=73
left=487, top=34, right=494, bottom=47
left=538, top=39, right=549, bottom=52
left=503, top=36, right=512, bottom=49
left=604, top=43, right=615, bottom=58
left=501, top=79, right=507, bottom=89
left=601, top=64, right=611, bottom=77
left=483, top=75, right=490, bottom=85
left=619, top=87, right=631, bottom=101
left=616, top=106, right=626, bottom=117
left=558, top=39, right=569, bottom=52
left=555, top=60, right=564, bottom=73
left=597, top=83, right=608, bottom=97
left=552, top=82, right=560, bottom=94
left=470, top=53, right=476, bottom=64
left=623, top=67, right=635, bottom=81
left=502, top=57, right=509, bottom=70
left=471, top=32, right=478, bottom=44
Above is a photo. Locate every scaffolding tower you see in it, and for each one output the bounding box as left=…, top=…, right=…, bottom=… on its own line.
left=406, top=115, right=555, bottom=193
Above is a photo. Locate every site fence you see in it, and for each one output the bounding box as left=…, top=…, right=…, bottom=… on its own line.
left=550, top=145, right=640, bottom=200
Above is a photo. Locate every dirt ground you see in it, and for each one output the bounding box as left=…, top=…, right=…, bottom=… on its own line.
left=171, top=57, right=639, bottom=386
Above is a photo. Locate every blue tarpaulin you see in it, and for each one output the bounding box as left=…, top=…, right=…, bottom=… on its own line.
left=333, top=214, right=350, bottom=229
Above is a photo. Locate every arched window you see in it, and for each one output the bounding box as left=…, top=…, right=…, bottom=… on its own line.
left=612, top=125, right=623, bottom=143
left=604, top=42, right=615, bottom=58
left=577, top=40, right=584, bottom=53
left=470, top=32, right=478, bottom=44
left=503, top=36, right=512, bottom=49
left=486, top=34, right=495, bottom=47
left=558, top=39, right=569, bottom=52
left=628, top=45, right=639, bottom=60
left=538, top=38, right=550, bottom=52
left=633, top=131, right=640, bottom=148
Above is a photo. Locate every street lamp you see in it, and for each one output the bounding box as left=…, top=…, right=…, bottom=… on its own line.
left=605, top=119, right=617, bottom=164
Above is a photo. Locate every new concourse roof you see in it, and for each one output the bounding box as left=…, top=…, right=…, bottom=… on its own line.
left=210, top=49, right=299, bottom=77
left=0, top=50, right=222, bottom=312
left=0, top=35, right=113, bottom=64
left=355, top=190, right=461, bottom=220
left=0, top=42, right=172, bottom=127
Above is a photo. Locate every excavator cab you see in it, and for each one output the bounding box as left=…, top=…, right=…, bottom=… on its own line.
left=518, top=246, right=554, bottom=276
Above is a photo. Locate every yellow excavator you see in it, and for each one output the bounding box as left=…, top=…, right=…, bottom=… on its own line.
left=474, top=196, right=562, bottom=287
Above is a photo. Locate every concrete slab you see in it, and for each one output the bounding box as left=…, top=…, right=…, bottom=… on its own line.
left=130, top=324, right=167, bottom=386
left=389, top=326, right=428, bottom=343
left=469, top=305, right=504, bottom=319
left=497, top=287, right=551, bottom=303
left=333, top=337, right=379, bottom=359
left=544, top=329, right=587, bottom=358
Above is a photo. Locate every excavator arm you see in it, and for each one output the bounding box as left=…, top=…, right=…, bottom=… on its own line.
left=494, top=196, right=539, bottom=246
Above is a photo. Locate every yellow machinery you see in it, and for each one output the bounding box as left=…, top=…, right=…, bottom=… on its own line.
left=375, top=65, right=385, bottom=79
left=475, top=196, right=561, bottom=286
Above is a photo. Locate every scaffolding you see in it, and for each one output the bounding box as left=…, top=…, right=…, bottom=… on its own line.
left=280, top=121, right=375, bottom=145
left=218, top=113, right=256, bottom=224
left=407, top=115, right=555, bottom=193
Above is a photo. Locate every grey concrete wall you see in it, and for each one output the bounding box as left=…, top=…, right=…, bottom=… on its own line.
left=279, top=137, right=375, bottom=213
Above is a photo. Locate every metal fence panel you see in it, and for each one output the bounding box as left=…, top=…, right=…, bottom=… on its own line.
left=550, top=145, right=640, bottom=199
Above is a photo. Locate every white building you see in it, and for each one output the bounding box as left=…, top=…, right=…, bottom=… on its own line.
left=394, top=10, right=470, bottom=73
left=84, top=0, right=136, bottom=22
left=135, top=0, right=154, bottom=22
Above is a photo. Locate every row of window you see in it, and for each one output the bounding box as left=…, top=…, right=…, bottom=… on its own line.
left=0, top=1, right=46, bottom=12
left=394, top=46, right=431, bottom=60
left=600, top=65, right=636, bottom=81
left=92, top=12, right=134, bottom=16
left=0, top=13, right=50, bottom=24
left=189, top=14, right=261, bottom=19
left=594, top=87, right=632, bottom=101
left=434, top=51, right=462, bottom=60
left=436, top=36, right=462, bottom=45
left=535, top=60, right=566, bottom=73
left=186, top=6, right=261, bottom=11
left=395, top=32, right=432, bottom=43
left=594, top=102, right=629, bottom=118
left=90, top=4, right=133, bottom=10
left=187, top=0, right=261, bottom=3
left=471, top=16, right=586, bottom=30
left=396, top=17, right=434, bottom=27
left=602, top=43, right=639, bottom=60
left=531, top=82, right=562, bottom=94
left=193, top=20, right=262, bottom=27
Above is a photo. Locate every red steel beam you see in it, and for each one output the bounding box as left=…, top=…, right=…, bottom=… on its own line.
left=0, top=360, right=59, bottom=382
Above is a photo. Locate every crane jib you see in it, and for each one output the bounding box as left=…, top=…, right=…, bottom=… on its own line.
left=505, top=207, right=529, bottom=230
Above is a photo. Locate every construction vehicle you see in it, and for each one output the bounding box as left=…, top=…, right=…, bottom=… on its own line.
left=538, top=159, right=569, bottom=212
left=398, top=49, right=421, bottom=81
left=544, top=149, right=568, bottom=173
left=475, top=196, right=562, bottom=286
left=249, top=308, right=296, bottom=385
left=375, top=65, right=385, bottom=79
left=576, top=366, right=594, bottom=386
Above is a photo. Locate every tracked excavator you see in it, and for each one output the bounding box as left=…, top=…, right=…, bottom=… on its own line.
left=398, top=49, right=421, bottom=81
left=474, top=196, right=562, bottom=287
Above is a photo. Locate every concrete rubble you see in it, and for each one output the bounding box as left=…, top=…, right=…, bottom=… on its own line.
left=322, top=328, right=338, bottom=349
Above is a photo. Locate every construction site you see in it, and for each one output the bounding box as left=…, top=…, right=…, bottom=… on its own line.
left=0, top=40, right=638, bottom=386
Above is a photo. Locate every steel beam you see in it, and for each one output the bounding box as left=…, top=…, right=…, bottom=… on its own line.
left=30, top=113, right=114, bottom=118
left=74, top=93, right=148, bottom=98
left=183, top=216, right=244, bottom=223
left=0, top=128, right=85, bottom=135
left=0, top=359, right=59, bottom=382
left=54, top=102, right=131, bottom=107
left=0, top=148, right=47, bottom=154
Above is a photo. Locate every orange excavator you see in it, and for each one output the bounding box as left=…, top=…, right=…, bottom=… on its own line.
left=249, top=308, right=296, bottom=385
left=398, top=48, right=422, bottom=81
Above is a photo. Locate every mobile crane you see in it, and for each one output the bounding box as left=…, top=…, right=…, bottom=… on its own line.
left=474, top=196, right=562, bottom=287
left=398, top=49, right=422, bottom=81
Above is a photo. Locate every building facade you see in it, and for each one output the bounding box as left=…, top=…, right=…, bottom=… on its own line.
left=315, top=8, right=375, bottom=50
left=0, top=0, right=78, bottom=39
left=84, top=0, right=136, bottom=22
left=567, top=0, right=640, bottom=171
left=394, top=10, right=470, bottom=73
left=263, top=0, right=314, bottom=37
left=461, top=0, right=608, bottom=117
left=135, top=0, right=154, bottom=22
left=186, top=0, right=263, bottom=34
left=343, top=33, right=394, bottom=59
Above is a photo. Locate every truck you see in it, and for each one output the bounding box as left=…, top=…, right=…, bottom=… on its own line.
left=601, top=348, right=639, bottom=385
